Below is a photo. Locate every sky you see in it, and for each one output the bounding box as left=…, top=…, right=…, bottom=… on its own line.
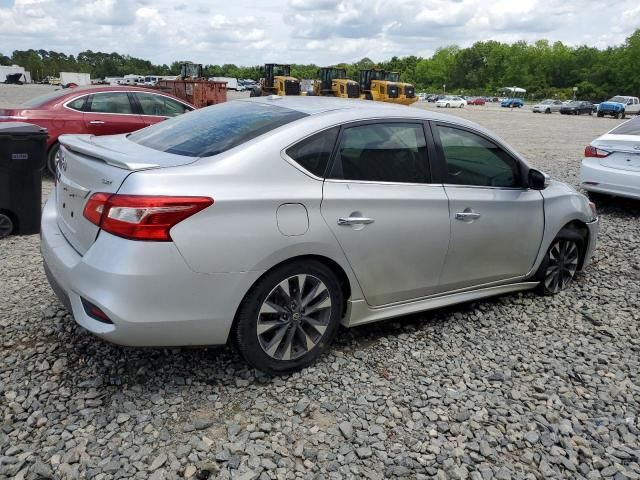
left=1, top=0, right=639, bottom=66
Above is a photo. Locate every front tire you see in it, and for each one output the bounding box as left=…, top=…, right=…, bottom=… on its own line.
left=545, top=108, right=551, bottom=114
left=446, top=103, right=450, bottom=108
left=234, top=260, right=344, bottom=375
left=535, top=228, right=583, bottom=295
left=47, top=143, right=60, bottom=176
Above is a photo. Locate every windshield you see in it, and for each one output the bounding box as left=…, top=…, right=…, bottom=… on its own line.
left=129, top=101, right=307, bottom=157
left=610, top=118, right=640, bottom=136
left=20, top=89, right=70, bottom=107
left=608, top=96, right=627, bottom=103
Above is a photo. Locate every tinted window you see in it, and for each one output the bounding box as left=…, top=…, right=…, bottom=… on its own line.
left=129, top=101, right=307, bottom=157
left=328, top=123, right=429, bottom=183
left=67, top=97, right=86, bottom=111
left=610, top=118, right=640, bottom=136
left=88, top=92, right=134, bottom=114
left=437, top=126, right=521, bottom=188
left=286, top=127, right=338, bottom=177
left=135, top=93, right=191, bottom=117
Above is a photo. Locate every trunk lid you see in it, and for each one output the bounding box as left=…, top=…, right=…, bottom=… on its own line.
left=594, top=134, right=640, bottom=172
left=56, top=133, right=199, bottom=254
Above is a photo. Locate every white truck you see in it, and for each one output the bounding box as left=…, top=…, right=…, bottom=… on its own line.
left=60, top=72, right=91, bottom=86
left=209, top=77, right=245, bottom=91
left=597, top=96, right=640, bottom=119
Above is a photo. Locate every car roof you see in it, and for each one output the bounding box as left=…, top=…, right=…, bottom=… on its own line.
left=235, top=95, right=486, bottom=134
left=22, top=85, right=193, bottom=108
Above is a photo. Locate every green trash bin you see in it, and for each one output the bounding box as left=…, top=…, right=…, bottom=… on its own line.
left=0, top=122, right=48, bottom=238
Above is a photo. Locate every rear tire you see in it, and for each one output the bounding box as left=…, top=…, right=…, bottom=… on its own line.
left=534, top=228, right=584, bottom=295
left=234, top=260, right=344, bottom=375
left=0, top=212, right=14, bottom=239
left=47, top=143, right=60, bottom=176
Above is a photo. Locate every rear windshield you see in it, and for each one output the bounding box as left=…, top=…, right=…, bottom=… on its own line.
left=610, top=118, right=640, bottom=136
left=129, top=101, right=307, bottom=157
left=20, top=89, right=71, bottom=107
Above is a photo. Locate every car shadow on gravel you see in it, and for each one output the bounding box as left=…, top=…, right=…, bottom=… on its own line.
left=47, top=288, right=542, bottom=390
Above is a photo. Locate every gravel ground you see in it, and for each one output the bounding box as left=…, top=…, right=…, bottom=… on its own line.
left=1, top=91, right=639, bottom=480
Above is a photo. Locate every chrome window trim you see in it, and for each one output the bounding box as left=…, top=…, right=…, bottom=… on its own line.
left=62, top=90, right=193, bottom=117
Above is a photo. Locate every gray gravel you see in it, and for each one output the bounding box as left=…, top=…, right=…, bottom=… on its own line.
left=1, top=95, right=640, bottom=479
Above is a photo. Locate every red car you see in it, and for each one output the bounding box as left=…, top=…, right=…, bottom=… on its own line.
left=467, top=97, right=486, bottom=106
left=0, top=86, right=195, bottom=174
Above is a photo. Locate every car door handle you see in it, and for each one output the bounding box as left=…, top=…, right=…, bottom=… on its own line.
left=89, top=120, right=105, bottom=125
left=338, top=216, right=375, bottom=226
left=455, top=211, right=481, bottom=221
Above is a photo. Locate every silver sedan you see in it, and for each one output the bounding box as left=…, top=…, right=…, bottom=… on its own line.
left=41, top=97, right=599, bottom=374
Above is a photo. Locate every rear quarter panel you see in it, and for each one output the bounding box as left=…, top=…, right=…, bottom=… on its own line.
left=117, top=124, right=365, bottom=301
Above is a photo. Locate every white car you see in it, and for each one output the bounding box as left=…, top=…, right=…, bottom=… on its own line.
left=436, top=96, right=466, bottom=108
left=532, top=99, right=563, bottom=113
left=580, top=117, right=640, bottom=200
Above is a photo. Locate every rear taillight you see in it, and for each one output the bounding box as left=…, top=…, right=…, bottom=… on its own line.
left=83, top=194, right=213, bottom=241
left=584, top=145, right=610, bottom=158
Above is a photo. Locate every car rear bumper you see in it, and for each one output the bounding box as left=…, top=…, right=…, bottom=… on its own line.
left=41, top=194, right=263, bottom=347
left=580, top=158, right=640, bottom=200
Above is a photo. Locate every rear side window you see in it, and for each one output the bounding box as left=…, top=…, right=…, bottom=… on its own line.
left=286, top=127, right=338, bottom=177
left=328, top=123, right=430, bottom=183
left=610, top=118, right=640, bottom=136
left=88, top=92, right=134, bottom=114
left=67, top=97, right=86, bottom=111
left=129, top=101, right=307, bottom=157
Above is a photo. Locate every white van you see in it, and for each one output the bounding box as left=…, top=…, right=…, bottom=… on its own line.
left=209, top=77, right=245, bottom=91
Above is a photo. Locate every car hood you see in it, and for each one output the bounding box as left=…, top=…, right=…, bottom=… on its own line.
left=599, top=101, right=624, bottom=109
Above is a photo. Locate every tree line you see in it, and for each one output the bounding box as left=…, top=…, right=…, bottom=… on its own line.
left=2, top=29, right=639, bottom=101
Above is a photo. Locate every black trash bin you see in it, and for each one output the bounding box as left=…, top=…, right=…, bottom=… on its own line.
left=0, top=122, right=48, bottom=239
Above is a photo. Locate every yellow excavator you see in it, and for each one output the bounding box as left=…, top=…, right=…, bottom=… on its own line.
left=312, top=67, right=360, bottom=98
left=385, top=71, right=418, bottom=105
left=249, top=64, right=301, bottom=96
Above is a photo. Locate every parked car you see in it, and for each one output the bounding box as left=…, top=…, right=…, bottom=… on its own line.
left=436, top=96, right=467, bottom=108
left=532, top=99, right=563, bottom=113
left=41, top=97, right=598, bottom=374
left=580, top=117, right=640, bottom=199
left=467, top=97, right=486, bottom=106
left=501, top=98, right=524, bottom=108
left=417, top=92, right=428, bottom=101
left=560, top=101, right=594, bottom=115
left=427, top=94, right=440, bottom=102
left=597, top=96, right=640, bottom=119
left=0, top=86, right=195, bottom=174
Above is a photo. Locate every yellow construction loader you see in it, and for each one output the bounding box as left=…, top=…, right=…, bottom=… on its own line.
left=249, top=64, right=301, bottom=96
left=312, top=67, right=360, bottom=98
left=385, top=71, right=418, bottom=105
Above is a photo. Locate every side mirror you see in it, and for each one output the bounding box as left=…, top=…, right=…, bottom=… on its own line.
left=528, top=169, right=549, bottom=190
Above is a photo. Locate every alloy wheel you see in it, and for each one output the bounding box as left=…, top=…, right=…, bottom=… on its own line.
left=544, top=240, right=579, bottom=293
left=256, top=274, right=332, bottom=361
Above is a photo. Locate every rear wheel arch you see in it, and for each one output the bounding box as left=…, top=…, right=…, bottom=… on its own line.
left=230, top=254, right=353, bottom=337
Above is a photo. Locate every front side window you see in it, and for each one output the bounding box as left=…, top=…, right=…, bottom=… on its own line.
left=88, top=92, right=134, bottom=114
left=286, top=127, right=339, bottom=177
left=129, top=101, right=307, bottom=157
left=328, top=123, right=429, bottom=183
left=134, top=93, right=191, bottom=117
left=437, top=125, right=521, bottom=188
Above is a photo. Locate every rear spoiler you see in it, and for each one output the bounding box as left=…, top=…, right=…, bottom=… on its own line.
left=59, top=134, right=160, bottom=171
